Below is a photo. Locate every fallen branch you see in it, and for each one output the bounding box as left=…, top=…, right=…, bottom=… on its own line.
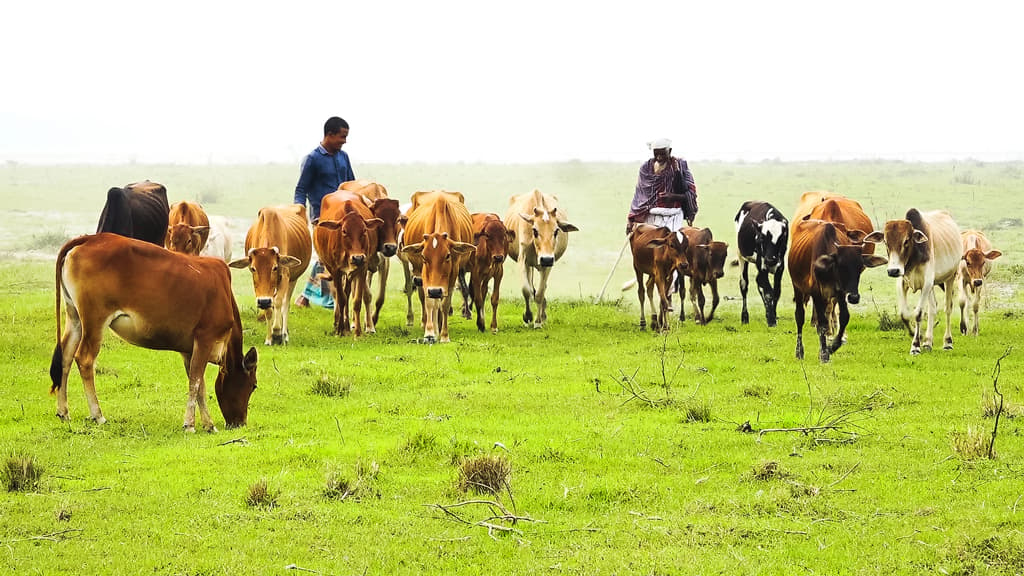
left=989, top=347, right=1012, bottom=460
left=218, top=437, right=248, bottom=447
left=3, top=528, right=83, bottom=544
left=426, top=500, right=544, bottom=536
left=827, top=462, right=861, bottom=490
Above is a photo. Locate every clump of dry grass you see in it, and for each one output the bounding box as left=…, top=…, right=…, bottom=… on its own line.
left=681, top=399, right=712, bottom=423
left=749, top=460, right=783, bottom=481
left=324, top=459, right=380, bottom=501
left=877, top=308, right=903, bottom=332
left=981, top=391, right=1022, bottom=418
left=951, top=426, right=992, bottom=460
left=3, top=453, right=42, bottom=492
left=309, top=373, right=351, bottom=398
left=457, top=454, right=511, bottom=496
left=245, top=478, right=278, bottom=509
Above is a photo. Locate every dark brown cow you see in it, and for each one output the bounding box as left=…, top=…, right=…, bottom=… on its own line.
left=229, top=204, right=312, bottom=345
left=678, top=227, right=729, bottom=325
left=165, top=200, right=211, bottom=255
left=51, top=233, right=258, bottom=431
left=314, top=191, right=383, bottom=337
left=96, top=180, right=170, bottom=246
left=789, top=218, right=886, bottom=362
left=458, top=213, right=514, bottom=333
left=958, top=229, right=1002, bottom=336
left=341, top=181, right=402, bottom=326
left=629, top=225, right=689, bottom=332
left=400, top=191, right=475, bottom=343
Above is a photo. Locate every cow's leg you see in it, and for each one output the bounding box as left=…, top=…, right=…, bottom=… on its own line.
left=439, top=292, right=453, bottom=343
left=896, top=277, right=914, bottom=337
left=402, top=258, right=416, bottom=327
left=970, top=285, right=982, bottom=336
left=185, top=343, right=217, bottom=433
left=739, top=261, right=750, bottom=324
left=813, top=297, right=831, bottom=363
left=692, top=283, right=706, bottom=325
left=520, top=261, right=535, bottom=325
left=373, top=258, right=389, bottom=326
left=281, top=279, right=299, bottom=345
left=829, top=299, right=851, bottom=354
left=422, top=292, right=438, bottom=343
left=472, top=271, right=487, bottom=333
left=457, top=267, right=473, bottom=320
left=920, top=280, right=938, bottom=352
left=534, top=267, right=552, bottom=328
left=958, top=276, right=969, bottom=335
left=770, top=267, right=784, bottom=328
left=74, top=324, right=106, bottom=425
left=489, top=270, right=502, bottom=334
left=755, top=267, right=774, bottom=327
left=362, top=266, right=376, bottom=335
left=656, top=276, right=671, bottom=333
left=794, top=292, right=806, bottom=360
left=677, top=275, right=687, bottom=322
left=909, top=281, right=929, bottom=355
left=942, top=281, right=955, bottom=349
left=705, top=278, right=721, bottom=323
left=352, top=272, right=367, bottom=337
left=635, top=269, right=647, bottom=330
left=54, top=302, right=83, bottom=421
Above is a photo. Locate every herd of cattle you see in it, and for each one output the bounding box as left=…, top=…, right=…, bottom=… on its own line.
left=48, top=181, right=1003, bottom=430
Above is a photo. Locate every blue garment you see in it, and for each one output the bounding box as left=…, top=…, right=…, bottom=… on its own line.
left=293, top=145, right=355, bottom=221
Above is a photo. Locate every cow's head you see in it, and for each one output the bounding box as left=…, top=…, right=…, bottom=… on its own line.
left=518, top=206, right=578, bottom=267
left=753, top=218, right=788, bottom=273
left=229, top=247, right=303, bottom=310
left=166, top=223, right=210, bottom=255
left=370, top=198, right=402, bottom=257
left=402, top=232, right=476, bottom=299
left=215, top=346, right=258, bottom=428
left=864, top=220, right=927, bottom=278
left=814, top=243, right=887, bottom=304
left=475, top=218, right=513, bottom=265
left=694, top=241, right=730, bottom=280
left=962, top=248, right=1002, bottom=287
left=315, top=211, right=383, bottom=271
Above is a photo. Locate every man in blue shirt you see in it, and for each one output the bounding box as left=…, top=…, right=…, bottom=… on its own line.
left=294, top=116, right=355, bottom=308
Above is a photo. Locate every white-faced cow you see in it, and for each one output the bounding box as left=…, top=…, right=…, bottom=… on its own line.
left=735, top=201, right=788, bottom=327
left=789, top=218, right=887, bottom=362
left=229, top=204, right=312, bottom=345
left=504, top=189, right=579, bottom=328
left=958, top=230, right=1002, bottom=336
left=865, top=209, right=961, bottom=355
left=51, top=233, right=258, bottom=431
left=629, top=224, right=689, bottom=332
left=96, top=180, right=170, bottom=247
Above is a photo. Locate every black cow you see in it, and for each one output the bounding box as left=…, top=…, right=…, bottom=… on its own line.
left=96, top=181, right=170, bottom=246
left=735, top=201, right=789, bottom=327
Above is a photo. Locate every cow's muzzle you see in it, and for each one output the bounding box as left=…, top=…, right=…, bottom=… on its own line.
left=887, top=268, right=902, bottom=278
left=540, top=256, right=555, bottom=267
left=256, top=297, right=273, bottom=310
left=493, top=255, right=505, bottom=264
left=351, top=254, right=366, bottom=266
left=382, top=244, right=398, bottom=258
left=973, top=279, right=983, bottom=287
left=427, top=287, right=445, bottom=299
left=847, top=293, right=860, bottom=305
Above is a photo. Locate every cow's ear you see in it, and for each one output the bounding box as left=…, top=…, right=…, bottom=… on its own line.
left=912, top=230, right=928, bottom=244
left=227, top=257, right=250, bottom=269
left=645, top=238, right=668, bottom=248
left=398, top=214, right=409, bottom=226
left=450, top=242, right=477, bottom=255
left=813, top=254, right=834, bottom=273
left=279, top=255, right=302, bottom=268
left=985, top=250, right=1002, bottom=261
left=558, top=221, right=579, bottom=233
left=402, top=243, right=424, bottom=256
left=506, top=230, right=517, bottom=244
left=365, top=218, right=384, bottom=230
left=243, top=347, right=258, bottom=371
left=473, top=231, right=484, bottom=242
left=519, top=212, right=533, bottom=223
left=845, top=229, right=867, bottom=244
left=863, top=231, right=884, bottom=244
left=315, top=220, right=341, bottom=231
left=863, top=255, right=888, bottom=268
left=192, top=225, right=210, bottom=235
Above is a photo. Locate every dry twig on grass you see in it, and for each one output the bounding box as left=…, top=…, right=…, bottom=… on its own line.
left=426, top=500, right=544, bottom=539
left=989, top=347, right=1012, bottom=459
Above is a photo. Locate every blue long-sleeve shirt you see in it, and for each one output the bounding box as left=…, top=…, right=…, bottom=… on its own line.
left=293, top=145, right=355, bottom=221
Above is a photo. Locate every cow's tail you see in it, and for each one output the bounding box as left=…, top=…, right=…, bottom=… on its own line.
left=51, top=235, right=89, bottom=394
left=621, top=278, right=638, bottom=291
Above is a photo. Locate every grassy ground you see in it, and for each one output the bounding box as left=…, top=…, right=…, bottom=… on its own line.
left=1, top=162, right=1023, bottom=575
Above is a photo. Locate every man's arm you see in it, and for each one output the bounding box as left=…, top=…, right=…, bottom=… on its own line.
left=294, top=155, right=315, bottom=207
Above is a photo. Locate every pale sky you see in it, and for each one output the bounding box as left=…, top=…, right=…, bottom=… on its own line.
left=2, top=0, right=1022, bottom=164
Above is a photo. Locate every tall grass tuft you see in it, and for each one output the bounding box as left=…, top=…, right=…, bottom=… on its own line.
left=681, top=398, right=712, bottom=423
left=951, top=426, right=992, bottom=460
left=245, top=478, right=278, bottom=509
left=3, top=453, right=42, bottom=492
left=981, top=391, right=1022, bottom=418
left=457, top=454, right=511, bottom=496
left=324, top=459, right=380, bottom=501
left=309, top=373, right=351, bottom=398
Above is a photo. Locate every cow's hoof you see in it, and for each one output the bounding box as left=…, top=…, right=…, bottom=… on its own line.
left=183, top=425, right=196, bottom=434
left=90, top=415, right=107, bottom=425
left=56, top=412, right=70, bottom=421
left=943, top=341, right=953, bottom=350
left=204, top=426, right=219, bottom=433
left=271, top=334, right=285, bottom=345
left=423, top=335, right=437, bottom=344
left=910, top=347, right=921, bottom=356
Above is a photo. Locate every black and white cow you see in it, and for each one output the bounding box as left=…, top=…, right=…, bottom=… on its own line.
left=735, top=201, right=789, bottom=327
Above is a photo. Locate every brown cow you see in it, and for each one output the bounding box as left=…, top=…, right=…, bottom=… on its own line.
left=51, top=233, right=258, bottom=431
left=789, top=218, right=886, bottom=362
left=314, top=191, right=383, bottom=337
left=165, top=200, right=211, bottom=255
left=505, top=189, right=579, bottom=328
left=677, top=227, right=729, bottom=325
left=229, top=204, right=312, bottom=345
left=400, top=191, right=475, bottom=343
left=458, top=213, right=514, bottom=333
left=341, top=181, right=402, bottom=326
left=629, top=224, right=689, bottom=332
left=958, top=230, right=1002, bottom=336
left=791, top=190, right=845, bottom=239
left=340, top=179, right=390, bottom=201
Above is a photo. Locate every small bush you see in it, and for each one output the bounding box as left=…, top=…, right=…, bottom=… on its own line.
left=877, top=309, right=903, bottom=332
left=457, top=454, right=511, bottom=496
left=324, top=459, right=380, bottom=501
left=403, top=431, right=439, bottom=455
left=951, top=426, right=992, bottom=460
left=309, top=373, right=351, bottom=398
left=3, top=453, right=42, bottom=492
left=749, top=461, right=783, bottom=482
left=245, top=478, right=278, bottom=509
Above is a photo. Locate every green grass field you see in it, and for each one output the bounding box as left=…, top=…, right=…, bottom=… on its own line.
left=1, top=162, right=1022, bottom=575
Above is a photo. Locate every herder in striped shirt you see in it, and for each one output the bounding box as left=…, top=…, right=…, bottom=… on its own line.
left=626, top=138, right=698, bottom=235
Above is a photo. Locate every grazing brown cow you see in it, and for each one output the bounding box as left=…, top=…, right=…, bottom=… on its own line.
left=229, top=204, right=312, bottom=345
left=165, top=200, right=211, bottom=255
left=677, top=227, right=729, bottom=325
left=505, top=189, right=579, bottom=328
left=96, top=180, right=170, bottom=246
left=458, top=213, right=514, bottom=333
left=789, top=218, right=886, bottom=362
left=865, top=209, right=961, bottom=355
left=51, top=233, right=258, bottom=431
left=401, top=191, right=475, bottom=343
left=629, top=224, right=689, bottom=332
left=958, top=230, right=1002, bottom=336
left=314, top=191, right=383, bottom=337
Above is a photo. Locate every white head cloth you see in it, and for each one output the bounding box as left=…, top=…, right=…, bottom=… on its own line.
left=647, top=138, right=672, bottom=150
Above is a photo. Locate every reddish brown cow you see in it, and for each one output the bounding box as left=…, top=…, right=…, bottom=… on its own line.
left=400, top=191, right=475, bottom=343
left=342, top=181, right=402, bottom=326
left=314, top=191, right=383, bottom=337
left=629, top=224, right=689, bottom=332
left=789, top=218, right=886, bottom=362
left=51, top=233, right=258, bottom=431
left=165, top=200, right=211, bottom=255
left=958, top=229, right=1002, bottom=336
left=458, top=213, right=514, bottom=333
left=678, top=227, right=729, bottom=325
left=791, top=191, right=845, bottom=239
left=229, top=204, right=311, bottom=345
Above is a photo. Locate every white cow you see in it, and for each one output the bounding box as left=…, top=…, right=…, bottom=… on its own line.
left=200, top=215, right=234, bottom=262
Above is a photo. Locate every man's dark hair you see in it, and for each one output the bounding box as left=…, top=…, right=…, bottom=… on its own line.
left=324, top=116, right=349, bottom=136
